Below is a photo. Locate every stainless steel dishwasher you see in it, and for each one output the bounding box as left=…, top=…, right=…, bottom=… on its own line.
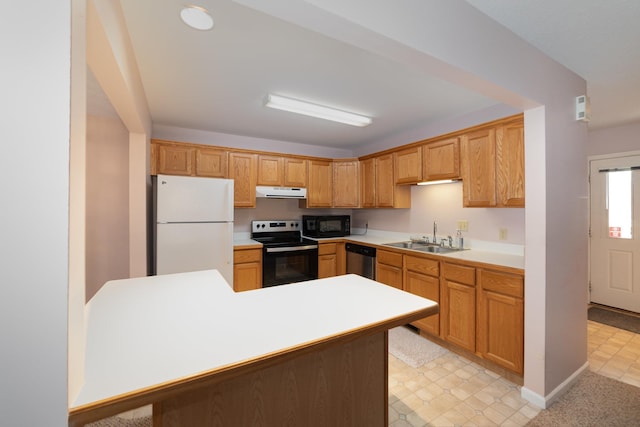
left=346, top=243, right=376, bottom=280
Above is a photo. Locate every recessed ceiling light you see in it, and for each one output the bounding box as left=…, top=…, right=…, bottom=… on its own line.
left=180, top=5, right=214, bottom=31
left=265, top=94, right=372, bottom=127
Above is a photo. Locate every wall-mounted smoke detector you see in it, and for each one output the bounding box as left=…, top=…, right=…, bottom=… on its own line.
left=180, top=5, right=214, bottom=31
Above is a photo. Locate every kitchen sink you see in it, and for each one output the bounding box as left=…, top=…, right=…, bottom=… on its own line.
left=384, top=241, right=429, bottom=249
left=383, top=241, right=463, bottom=254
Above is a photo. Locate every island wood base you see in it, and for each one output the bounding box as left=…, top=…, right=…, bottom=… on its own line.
left=153, top=331, right=388, bottom=427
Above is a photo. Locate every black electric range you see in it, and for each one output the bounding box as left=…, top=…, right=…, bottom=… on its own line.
left=251, top=220, right=318, bottom=287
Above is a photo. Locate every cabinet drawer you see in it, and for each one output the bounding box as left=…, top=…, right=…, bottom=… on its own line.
left=443, top=263, right=475, bottom=286
left=479, top=269, right=523, bottom=298
left=318, top=243, right=337, bottom=255
left=404, top=255, right=439, bottom=277
left=377, top=250, right=403, bottom=268
left=234, top=248, right=262, bottom=264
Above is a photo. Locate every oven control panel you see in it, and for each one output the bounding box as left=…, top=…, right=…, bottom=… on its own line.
left=252, top=220, right=301, bottom=233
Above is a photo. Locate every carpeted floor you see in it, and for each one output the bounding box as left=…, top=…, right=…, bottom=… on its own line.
left=588, top=305, right=640, bottom=334
left=388, top=325, right=448, bottom=368
left=526, top=370, right=640, bottom=426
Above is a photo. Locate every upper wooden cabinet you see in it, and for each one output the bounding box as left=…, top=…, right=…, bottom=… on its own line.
left=496, top=121, right=525, bottom=207
left=333, top=160, right=360, bottom=208
left=229, top=152, right=257, bottom=208
left=157, top=144, right=195, bottom=176
left=257, top=155, right=307, bottom=187
left=196, top=147, right=228, bottom=178
left=362, top=155, right=411, bottom=208
left=461, top=118, right=524, bottom=208
left=360, top=158, right=376, bottom=208
left=256, top=155, right=282, bottom=186
left=283, top=157, right=307, bottom=187
left=306, top=160, right=333, bottom=208
left=423, top=137, right=460, bottom=181
left=394, top=146, right=422, bottom=184
left=393, top=138, right=460, bottom=184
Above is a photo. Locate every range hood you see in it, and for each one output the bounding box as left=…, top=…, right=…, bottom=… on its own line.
left=256, top=186, right=307, bottom=199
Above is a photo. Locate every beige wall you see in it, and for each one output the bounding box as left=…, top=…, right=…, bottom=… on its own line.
left=587, top=122, right=640, bottom=157
left=86, top=115, right=130, bottom=301
left=352, top=183, right=525, bottom=245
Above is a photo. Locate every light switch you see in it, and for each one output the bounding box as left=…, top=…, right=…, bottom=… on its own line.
left=457, top=220, right=469, bottom=232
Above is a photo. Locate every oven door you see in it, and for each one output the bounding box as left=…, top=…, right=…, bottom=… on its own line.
left=262, top=245, right=318, bottom=287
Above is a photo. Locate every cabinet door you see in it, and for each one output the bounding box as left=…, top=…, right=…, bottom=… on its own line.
left=461, top=128, right=496, bottom=207
left=477, top=269, right=524, bottom=375
left=283, top=157, right=307, bottom=187
left=234, top=262, right=261, bottom=292
left=404, top=270, right=440, bottom=335
left=233, top=248, right=262, bottom=292
left=257, top=155, right=283, bottom=186
left=376, top=263, right=403, bottom=289
left=158, top=144, right=194, bottom=176
left=229, top=152, right=257, bottom=208
left=496, top=120, right=525, bottom=207
left=307, top=160, right=333, bottom=207
left=318, top=254, right=337, bottom=278
left=375, top=154, right=395, bottom=207
left=196, top=148, right=228, bottom=178
left=360, top=158, right=376, bottom=208
left=442, top=262, right=476, bottom=352
left=333, top=160, right=360, bottom=208
left=423, top=137, right=460, bottom=181
left=394, top=146, right=422, bottom=184
left=442, top=280, right=476, bottom=352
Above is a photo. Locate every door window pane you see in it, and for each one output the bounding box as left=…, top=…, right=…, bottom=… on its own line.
left=607, top=170, right=632, bottom=239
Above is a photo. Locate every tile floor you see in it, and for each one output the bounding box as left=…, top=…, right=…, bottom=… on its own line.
left=388, top=320, right=640, bottom=426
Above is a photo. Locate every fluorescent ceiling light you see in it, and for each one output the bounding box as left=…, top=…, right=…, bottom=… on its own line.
left=265, top=94, right=372, bottom=127
left=180, top=5, right=214, bottom=31
left=417, top=179, right=460, bottom=186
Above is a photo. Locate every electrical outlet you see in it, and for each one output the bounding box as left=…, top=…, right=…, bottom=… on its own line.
left=457, top=220, right=469, bottom=232
left=499, top=228, right=508, bottom=240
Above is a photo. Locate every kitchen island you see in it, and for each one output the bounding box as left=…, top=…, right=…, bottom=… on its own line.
left=69, top=270, right=438, bottom=426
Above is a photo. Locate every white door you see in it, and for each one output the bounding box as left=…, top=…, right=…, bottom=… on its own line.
left=589, top=155, right=640, bottom=313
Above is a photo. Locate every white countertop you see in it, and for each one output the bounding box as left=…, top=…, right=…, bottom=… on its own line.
left=308, top=230, right=525, bottom=270
left=73, top=270, right=437, bottom=409
left=233, top=230, right=524, bottom=270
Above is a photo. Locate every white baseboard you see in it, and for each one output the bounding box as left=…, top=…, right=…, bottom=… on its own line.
left=521, top=362, right=589, bottom=409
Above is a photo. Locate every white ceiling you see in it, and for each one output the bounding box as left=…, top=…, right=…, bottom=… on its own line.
left=467, top=0, right=640, bottom=130
left=91, top=1, right=640, bottom=150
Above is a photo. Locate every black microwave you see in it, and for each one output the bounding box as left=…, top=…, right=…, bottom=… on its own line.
left=302, top=215, right=351, bottom=238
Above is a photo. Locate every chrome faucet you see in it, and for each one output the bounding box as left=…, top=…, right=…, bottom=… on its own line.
left=433, top=221, right=437, bottom=244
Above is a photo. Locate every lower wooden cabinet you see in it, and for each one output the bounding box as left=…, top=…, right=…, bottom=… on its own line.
left=376, top=250, right=403, bottom=289
left=317, top=242, right=346, bottom=279
left=233, top=247, right=262, bottom=292
left=441, top=262, right=476, bottom=353
left=477, top=268, right=524, bottom=375
left=404, top=255, right=440, bottom=335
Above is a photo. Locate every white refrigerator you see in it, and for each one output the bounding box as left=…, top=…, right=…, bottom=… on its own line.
left=153, top=174, right=234, bottom=283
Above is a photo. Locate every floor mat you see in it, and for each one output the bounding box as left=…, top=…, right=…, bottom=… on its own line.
left=388, top=326, right=448, bottom=368
left=588, top=306, right=640, bottom=334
